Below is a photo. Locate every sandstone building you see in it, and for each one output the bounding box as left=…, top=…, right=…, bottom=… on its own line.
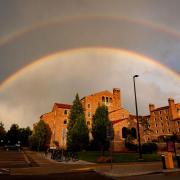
left=41, top=88, right=141, bottom=150
left=40, top=88, right=180, bottom=151
left=147, top=98, right=180, bottom=141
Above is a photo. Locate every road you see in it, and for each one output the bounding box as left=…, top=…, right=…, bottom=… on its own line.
left=0, top=148, right=29, bottom=174
left=0, top=171, right=180, bottom=180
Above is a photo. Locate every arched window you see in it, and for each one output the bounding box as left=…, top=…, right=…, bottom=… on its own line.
left=110, top=97, right=112, bottom=103
left=131, top=128, right=137, bottom=139
left=102, top=96, right=105, bottom=102
left=122, top=127, right=128, bottom=138
left=64, top=120, right=67, bottom=125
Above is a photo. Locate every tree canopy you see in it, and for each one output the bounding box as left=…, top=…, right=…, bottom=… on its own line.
left=92, top=105, right=112, bottom=154
left=29, top=120, right=51, bottom=151
left=0, top=121, right=6, bottom=143
left=67, top=93, right=89, bottom=151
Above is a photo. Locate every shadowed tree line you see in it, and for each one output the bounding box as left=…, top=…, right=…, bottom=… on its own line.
left=0, top=122, right=32, bottom=146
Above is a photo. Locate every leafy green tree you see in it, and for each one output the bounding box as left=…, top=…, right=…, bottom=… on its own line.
left=19, top=127, right=32, bottom=146
left=29, top=120, right=51, bottom=151
left=0, top=122, right=6, bottom=144
left=92, top=105, right=112, bottom=155
left=67, top=93, right=89, bottom=151
left=6, top=124, right=19, bottom=144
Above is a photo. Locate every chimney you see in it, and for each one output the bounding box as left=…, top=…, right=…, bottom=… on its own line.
left=113, top=88, right=121, bottom=108
left=149, top=104, right=155, bottom=112
left=168, top=98, right=175, bottom=107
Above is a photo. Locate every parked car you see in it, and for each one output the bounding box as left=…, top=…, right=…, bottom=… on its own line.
left=4, top=144, right=21, bottom=151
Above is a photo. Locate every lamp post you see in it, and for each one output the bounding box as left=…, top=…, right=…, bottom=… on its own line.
left=133, top=75, right=142, bottom=159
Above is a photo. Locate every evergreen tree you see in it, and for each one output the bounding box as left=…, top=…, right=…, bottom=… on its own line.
left=92, top=105, right=112, bottom=154
left=67, top=93, right=89, bottom=151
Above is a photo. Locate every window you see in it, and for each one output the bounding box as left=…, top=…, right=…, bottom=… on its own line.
left=122, top=127, right=128, bottom=138
left=161, top=123, right=163, bottom=126
left=160, top=117, right=162, bottom=120
left=168, top=129, right=170, bottom=133
left=110, top=97, right=113, bottom=103
left=64, top=110, right=68, bottom=115
left=106, top=97, right=109, bottom=103
left=156, top=130, right=158, bottom=133
left=88, top=104, right=90, bottom=108
left=160, top=111, right=162, bottom=114
left=64, top=120, right=67, bottom=125
left=155, top=124, right=157, bottom=127
left=87, top=121, right=90, bottom=126
left=102, top=96, right=105, bottom=102
left=131, top=128, right=137, bottom=139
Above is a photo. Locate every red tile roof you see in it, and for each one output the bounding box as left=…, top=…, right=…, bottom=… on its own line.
left=54, top=103, right=72, bottom=109
left=151, top=106, right=169, bottom=112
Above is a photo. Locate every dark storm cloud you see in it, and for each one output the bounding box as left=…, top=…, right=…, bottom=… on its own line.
left=0, top=0, right=180, bottom=83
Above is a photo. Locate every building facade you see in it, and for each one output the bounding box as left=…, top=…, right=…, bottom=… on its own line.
left=148, top=98, right=180, bottom=141
left=40, top=88, right=143, bottom=151
left=39, top=88, right=180, bottom=151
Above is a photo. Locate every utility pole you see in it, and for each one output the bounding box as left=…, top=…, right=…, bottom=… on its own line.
left=133, top=75, right=142, bottom=159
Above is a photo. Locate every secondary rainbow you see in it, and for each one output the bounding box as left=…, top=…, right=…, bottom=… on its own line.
left=1, top=15, right=180, bottom=47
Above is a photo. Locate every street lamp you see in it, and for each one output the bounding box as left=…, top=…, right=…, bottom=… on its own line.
left=133, top=75, right=142, bottom=159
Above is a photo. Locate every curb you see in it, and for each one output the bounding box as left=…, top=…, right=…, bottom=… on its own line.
left=95, top=168, right=180, bottom=178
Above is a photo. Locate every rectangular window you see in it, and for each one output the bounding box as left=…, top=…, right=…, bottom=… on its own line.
left=88, top=104, right=90, bottom=108
left=64, top=110, right=68, bottom=115
left=106, top=97, right=109, bottom=103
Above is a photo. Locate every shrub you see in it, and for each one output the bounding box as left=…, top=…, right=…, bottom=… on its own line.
left=125, top=142, right=138, bottom=151
left=142, top=143, right=157, bottom=154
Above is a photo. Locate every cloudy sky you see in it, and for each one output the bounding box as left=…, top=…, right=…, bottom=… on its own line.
left=0, top=0, right=179, bottom=129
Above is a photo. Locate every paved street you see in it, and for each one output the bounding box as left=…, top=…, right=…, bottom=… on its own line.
left=0, top=171, right=180, bottom=180
left=0, top=171, right=112, bottom=180
left=0, top=148, right=29, bottom=169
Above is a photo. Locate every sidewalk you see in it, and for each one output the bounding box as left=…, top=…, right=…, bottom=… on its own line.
left=95, top=162, right=180, bottom=178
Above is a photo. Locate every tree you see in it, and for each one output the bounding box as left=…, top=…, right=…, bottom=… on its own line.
left=29, top=120, right=51, bottom=151
left=139, top=117, right=153, bottom=134
left=67, top=93, right=89, bottom=151
left=0, top=122, right=6, bottom=144
left=6, top=124, right=19, bottom=144
left=19, top=127, right=32, bottom=146
left=92, top=105, right=112, bottom=155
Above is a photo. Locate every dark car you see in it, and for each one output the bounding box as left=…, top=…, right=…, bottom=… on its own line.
left=4, top=144, right=21, bottom=151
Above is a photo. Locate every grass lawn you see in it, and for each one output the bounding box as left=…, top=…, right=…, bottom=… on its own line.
left=78, top=151, right=161, bottom=163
